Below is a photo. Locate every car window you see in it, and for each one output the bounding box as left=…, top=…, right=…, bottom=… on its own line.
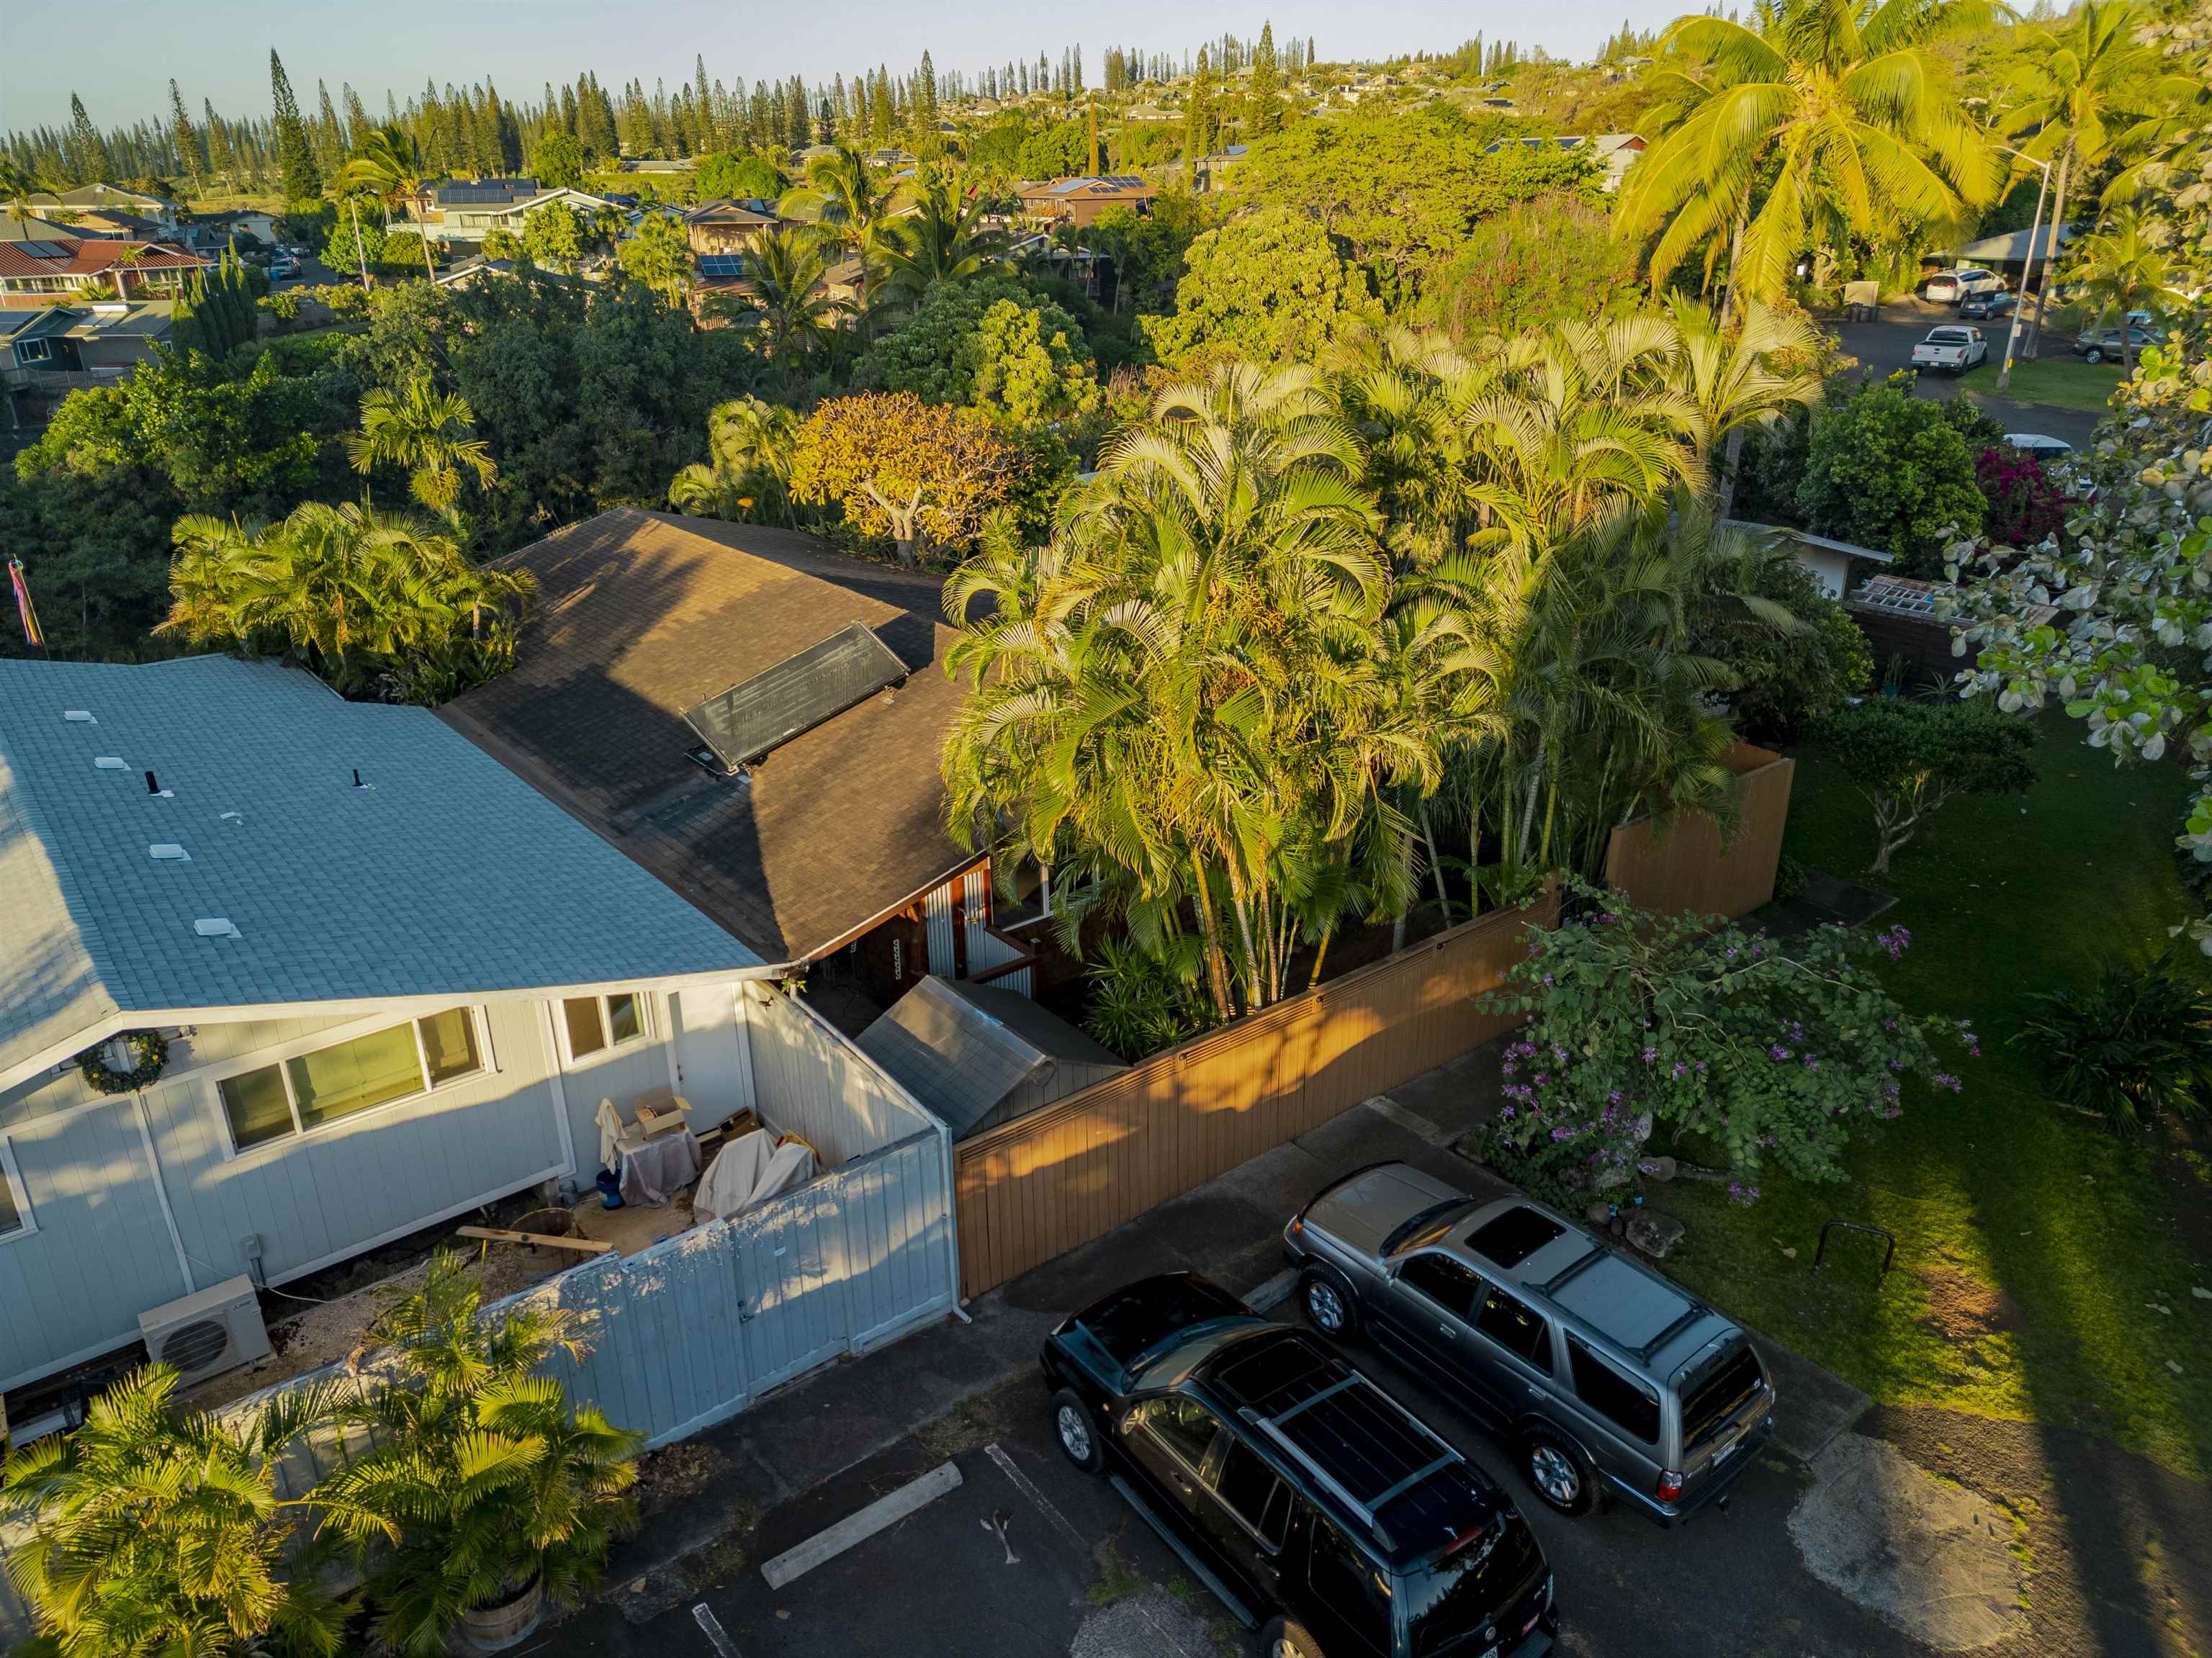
left=1398, top=1252, right=1483, bottom=1319
left=1475, top=1283, right=1552, bottom=1369
left=1403, top=1511, right=1545, bottom=1657
left=1307, top=1518, right=1393, bottom=1656
left=1565, top=1335, right=1660, bottom=1443
left=1213, top=1438, right=1290, bottom=1549
left=1133, top=1395, right=1220, bottom=1470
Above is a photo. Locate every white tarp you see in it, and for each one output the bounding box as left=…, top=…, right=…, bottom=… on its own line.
left=694, top=1130, right=817, bottom=1224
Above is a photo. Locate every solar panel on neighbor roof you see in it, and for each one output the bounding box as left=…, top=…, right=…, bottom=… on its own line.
left=697, top=254, right=748, bottom=279
left=683, top=621, right=907, bottom=770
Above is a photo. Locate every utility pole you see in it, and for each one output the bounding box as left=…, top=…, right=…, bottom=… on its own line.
left=1995, top=150, right=2051, bottom=397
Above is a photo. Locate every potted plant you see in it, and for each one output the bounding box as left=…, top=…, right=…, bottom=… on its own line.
left=313, top=1252, right=639, bottom=1657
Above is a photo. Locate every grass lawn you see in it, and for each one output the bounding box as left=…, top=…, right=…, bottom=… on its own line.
left=1658, top=709, right=2212, bottom=1479
left=1968, top=356, right=2125, bottom=414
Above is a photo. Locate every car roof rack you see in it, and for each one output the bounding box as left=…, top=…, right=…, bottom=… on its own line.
left=1213, top=1338, right=1471, bottom=1557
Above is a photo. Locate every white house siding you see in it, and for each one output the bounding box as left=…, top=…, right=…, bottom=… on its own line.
left=743, top=983, right=938, bottom=1166
left=0, top=1094, right=191, bottom=1387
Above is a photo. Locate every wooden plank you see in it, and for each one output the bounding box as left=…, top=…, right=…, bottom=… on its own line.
left=457, top=1225, right=614, bottom=1255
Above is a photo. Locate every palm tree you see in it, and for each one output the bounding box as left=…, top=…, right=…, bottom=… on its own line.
left=1617, top=0, right=2003, bottom=313
left=2002, top=1, right=2205, bottom=356
left=873, top=179, right=1012, bottom=305
left=343, top=123, right=438, bottom=281
left=349, top=379, right=498, bottom=515
left=1, top=1365, right=347, bottom=1658
left=778, top=145, right=897, bottom=311
left=669, top=395, right=803, bottom=526
left=160, top=500, right=532, bottom=698
left=0, top=157, right=35, bottom=231
left=311, top=1253, right=639, bottom=1658
left=2068, top=208, right=2177, bottom=371
left=711, top=225, right=848, bottom=367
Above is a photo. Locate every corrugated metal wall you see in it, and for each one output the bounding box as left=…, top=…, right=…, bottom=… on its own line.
left=923, top=880, right=958, bottom=978
left=0, top=1127, right=956, bottom=1650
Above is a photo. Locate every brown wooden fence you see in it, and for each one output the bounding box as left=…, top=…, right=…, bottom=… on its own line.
left=1602, top=742, right=1794, bottom=923
left=951, top=888, right=1560, bottom=1299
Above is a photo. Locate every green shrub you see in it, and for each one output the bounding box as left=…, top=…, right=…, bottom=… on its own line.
left=1797, top=374, right=1986, bottom=573
left=2017, top=955, right=2212, bottom=1136
left=1083, top=937, right=1218, bottom=1060
left=1773, top=854, right=1810, bottom=902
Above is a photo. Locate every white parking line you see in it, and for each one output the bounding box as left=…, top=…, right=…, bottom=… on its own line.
left=984, top=1441, right=1208, bottom=1658
left=758, top=1459, right=964, bottom=1590
left=691, top=1603, right=741, bottom=1658
left=1361, top=1092, right=1455, bottom=1145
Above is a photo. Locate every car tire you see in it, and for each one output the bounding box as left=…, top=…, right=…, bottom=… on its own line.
left=1050, top=1387, right=1105, bottom=1475
left=1261, top=1616, right=1326, bottom=1658
left=1299, top=1268, right=1359, bottom=1340
left=2085, top=346, right=2105, bottom=364
left=1519, top=1428, right=1597, bottom=1517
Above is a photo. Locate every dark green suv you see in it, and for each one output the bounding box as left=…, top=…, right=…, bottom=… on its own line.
left=1042, top=1273, right=1558, bottom=1658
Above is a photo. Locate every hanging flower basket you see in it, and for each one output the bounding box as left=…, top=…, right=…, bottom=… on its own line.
left=76, top=1030, right=170, bottom=1094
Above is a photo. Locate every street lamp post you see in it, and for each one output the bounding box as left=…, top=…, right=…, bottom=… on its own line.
left=1997, top=149, right=2054, bottom=397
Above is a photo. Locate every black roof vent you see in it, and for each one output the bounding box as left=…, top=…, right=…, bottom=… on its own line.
left=682, top=621, right=907, bottom=772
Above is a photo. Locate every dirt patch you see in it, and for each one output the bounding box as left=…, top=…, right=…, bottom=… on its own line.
left=634, top=1441, right=730, bottom=1519
left=1920, top=1263, right=2020, bottom=1343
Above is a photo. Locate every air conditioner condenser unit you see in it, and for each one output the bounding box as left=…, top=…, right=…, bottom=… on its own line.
left=137, top=1275, right=271, bottom=1387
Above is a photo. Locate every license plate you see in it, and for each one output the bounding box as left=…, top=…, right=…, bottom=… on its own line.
left=1712, top=1436, right=1740, bottom=1466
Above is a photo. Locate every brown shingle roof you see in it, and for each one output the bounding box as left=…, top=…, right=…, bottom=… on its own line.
left=438, top=508, right=978, bottom=963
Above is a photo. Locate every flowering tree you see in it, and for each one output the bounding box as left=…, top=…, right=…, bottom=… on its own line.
left=789, top=392, right=1033, bottom=564
left=1470, top=883, right=1973, bottom=1202
left=1943, top=27, right=2212, bottom=948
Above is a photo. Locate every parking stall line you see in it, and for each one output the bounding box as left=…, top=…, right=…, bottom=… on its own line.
left=691, top=1603, right=742, bottom=1658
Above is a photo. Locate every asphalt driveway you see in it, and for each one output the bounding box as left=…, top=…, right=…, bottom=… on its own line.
left=1830, top=297, right=2104, bottom=449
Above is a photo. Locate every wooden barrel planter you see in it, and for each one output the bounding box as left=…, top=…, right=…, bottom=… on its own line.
left=457, top=1571, right=544, bottom=1654
left=511, top=1208, right=577, bottom=1245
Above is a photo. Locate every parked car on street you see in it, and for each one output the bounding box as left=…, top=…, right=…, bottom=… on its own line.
left=1958, top=289, right=2016, bottom=322
left=1910, top=325, right=1989, bottom=373
left=2003, top=433, right=2073, bottom=460
left=2073, top=322, right=2165, bottom=363
left=1043, top=1272, right=1559, bottom=1658
left=1924, top=267, right=2003, bottom=304
left=1283, top=1165, right=1774, bottom=1525
left=268, top=255, right=300, bottom=280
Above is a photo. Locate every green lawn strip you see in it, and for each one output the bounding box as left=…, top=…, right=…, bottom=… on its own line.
left=1966, top=358, right=2125, bottom=415
left=1657, top=713, right=2211, bottom=1479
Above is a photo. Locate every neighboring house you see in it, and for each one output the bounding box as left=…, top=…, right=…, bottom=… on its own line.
left=1015, top=175, right=1157, bottom=227
left=0, top=238, right=207, bottom=300
left=1952, top=222, right=2078, bottom=279
left=0, top=654, right=783, bottom=1397
left=682, top=199, right=796, bottom=306
left=439, top=508, right=1039, bottom=1009
left=0, top=215, right=79, bottom=244
left=1847, top=574, right=2057, bottom=681
left=1725, top=520, right=1894, bottom=602
left=412, top=177, right=622, bottom=245
left=856, top=976, right=1125, bottom=1142
left=0, top=299, right=174, bottom=394
left=1483, top=132, right=1645, bottom=190
left=186, top=209, right=281, bottom=252
left=1193, top=143, right=1249, bottom=192
left=623, top=157, right=695, bottom=174
left=24, top=184, right=181, bottom=238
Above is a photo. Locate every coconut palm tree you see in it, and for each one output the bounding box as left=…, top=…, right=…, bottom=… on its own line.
left=311, top=1252, right=639, bottom=1658
left=1618, top=0, right=2003, bottom=313
left=2002, top=1, right=2206, bottom=356
left=343, top=123, right=438, bottom=281
left=778, top=144, right=898, bottom=311
left=712, top=225, right=848, bottom=368
left=349, top=379, right=498, bottom=515
left=2068, top=207, right=2178, bottom=371
left=1, top=1366, right=347, bottom=1658
left=873, top=179, right=1012, bottom=306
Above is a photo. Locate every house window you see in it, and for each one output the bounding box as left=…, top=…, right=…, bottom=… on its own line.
left=562, top=992, right=646, bottom=1060
left=0, top=1139, right=31, bottom=1240
left=217, top=1011, right=485, bottom=1152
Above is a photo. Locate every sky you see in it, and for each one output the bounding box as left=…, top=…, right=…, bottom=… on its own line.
left=1, top=0, right=1689, bottom=135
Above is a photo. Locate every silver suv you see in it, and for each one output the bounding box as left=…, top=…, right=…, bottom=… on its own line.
left=1284, top=1163, right=1774, bottom=1525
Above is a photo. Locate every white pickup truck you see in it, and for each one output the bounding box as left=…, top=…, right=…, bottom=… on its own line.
left=1910, top=325, right=1987, bottom=374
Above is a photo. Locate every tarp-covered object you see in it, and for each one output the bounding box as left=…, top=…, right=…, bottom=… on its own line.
left=696, top=1129, right=816, bottom=1223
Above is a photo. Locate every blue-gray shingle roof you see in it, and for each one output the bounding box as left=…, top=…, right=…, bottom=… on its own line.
left=0, top=656, right=762, bottom=1076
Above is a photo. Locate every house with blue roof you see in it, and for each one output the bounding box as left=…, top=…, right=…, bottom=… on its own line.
left=0, top=655, right=804, bottom=1395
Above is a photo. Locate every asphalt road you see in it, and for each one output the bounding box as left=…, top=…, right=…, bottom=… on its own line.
left=1830, top=297, right=2104, bottom=449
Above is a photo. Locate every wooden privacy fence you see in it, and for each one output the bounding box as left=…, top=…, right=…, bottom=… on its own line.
left=952, top=889, right=1561, bottom=1299
left=1603, top=743, right=1795, bottom=924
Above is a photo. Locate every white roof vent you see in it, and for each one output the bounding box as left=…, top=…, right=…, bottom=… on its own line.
left=148, top=843, right=191, bottom=862
left=192, top=917, right=241, bottom=938
left=63, top=709, right=96, bottom=724
left=94, top=756, right=127, bottom=770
